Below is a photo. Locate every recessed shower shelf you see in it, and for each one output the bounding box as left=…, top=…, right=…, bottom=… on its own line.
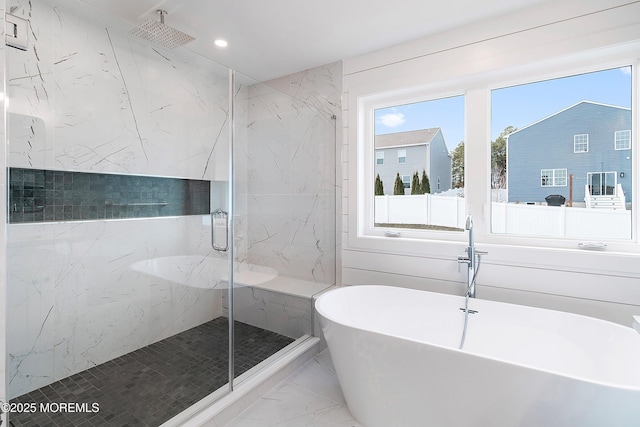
left=13, top=205, right=45, bottom=213
left=104, top=201, right=169, bottom=207
left=9, top=167, right=210, bottom=223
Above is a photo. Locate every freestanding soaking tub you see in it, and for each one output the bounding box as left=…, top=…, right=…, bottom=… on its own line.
left=315, top=285, right=640, bottom=427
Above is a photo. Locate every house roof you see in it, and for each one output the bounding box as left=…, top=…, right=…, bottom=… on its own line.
left=506, top=100, right=631, bottom=139
left=375, top=128, right=441, bottom=149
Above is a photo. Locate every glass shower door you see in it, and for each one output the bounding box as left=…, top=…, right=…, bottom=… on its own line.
left=4, top=1, right=338, bottom=425
left=4, top=1, right=233, bottom=425
left=229, top=71, right=337, bottom=384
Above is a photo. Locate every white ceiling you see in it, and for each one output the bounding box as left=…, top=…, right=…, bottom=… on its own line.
left=73, top=0, right=551, bottom=82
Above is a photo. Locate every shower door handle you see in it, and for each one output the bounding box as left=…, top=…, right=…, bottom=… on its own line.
left=211, top=209, right=229, bottom=252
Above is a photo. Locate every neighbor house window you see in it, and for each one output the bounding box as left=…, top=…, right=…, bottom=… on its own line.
left=541, top=169, right=567, bottom=186
left=398, top=149, right=406, bottom=164
left=615, top=130, right=631, bottom=150
left=574, top=134, right=589, bottom=152
left=376, top=151, right=384, bottom=164
left=402, top=175, right=410, bottom=188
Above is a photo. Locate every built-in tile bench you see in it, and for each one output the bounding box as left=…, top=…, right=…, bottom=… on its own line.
left=222, top=273, right=333, bottom=339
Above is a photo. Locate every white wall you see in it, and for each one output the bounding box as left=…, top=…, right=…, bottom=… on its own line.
left=342, top=0, right=640, bottom=326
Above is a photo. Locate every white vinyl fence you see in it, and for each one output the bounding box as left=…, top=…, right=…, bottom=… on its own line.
left=375, top=195, right=631, bottom=239
left=375, top=194, right=466, bottom=229
left=491, top=202, right=631, bottom=239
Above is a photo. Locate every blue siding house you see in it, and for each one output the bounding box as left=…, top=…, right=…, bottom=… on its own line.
left=375, top=128, right=452, bottom=195
left=507, top=101, right=631, bottom=206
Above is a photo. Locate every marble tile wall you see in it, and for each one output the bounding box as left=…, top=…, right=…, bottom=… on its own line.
left=236, top=63, right=341, bottom=285
left=6, top=1, right=229, bottom=179
left=7, top=217, right=226, bottom=398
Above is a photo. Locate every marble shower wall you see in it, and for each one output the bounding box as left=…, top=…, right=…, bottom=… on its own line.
left=7, top=1, right=229, bottom=178
left=7, top=218, right=222, bottom=398
left=237, top=63, right=341, bottom=284
left=5, top=0, right=230, bottom=398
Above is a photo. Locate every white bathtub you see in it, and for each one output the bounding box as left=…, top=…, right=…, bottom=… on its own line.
left=315, top=285, right=640, bottom=427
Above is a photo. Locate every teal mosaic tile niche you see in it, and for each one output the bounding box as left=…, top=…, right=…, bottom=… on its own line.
left=9, top=168, right=211, bottom=223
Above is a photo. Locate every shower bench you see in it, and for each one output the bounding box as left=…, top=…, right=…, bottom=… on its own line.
left=221, top=274, right=333, bottom=339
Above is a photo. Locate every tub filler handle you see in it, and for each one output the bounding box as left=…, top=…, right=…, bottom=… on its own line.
left=211, top=209, right=229, bottom=252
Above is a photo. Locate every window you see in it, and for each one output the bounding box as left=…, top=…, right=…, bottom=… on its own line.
left=574, top=134, right=588, bottom=153
left=372, top=95, right=465, bottom=230
left=540, top=168, right=567, bottom=186
left=615, top=130, right=631, bottom=150
left=492, top=66, right=632, bottom=240
left=376, top=151, right=384, bottom=164
left=353, top=29, right=638, bottom=255
left=397, top=149, right=406, bottom=164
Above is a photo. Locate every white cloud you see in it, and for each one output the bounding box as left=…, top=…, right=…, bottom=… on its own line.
left=619, top=66, right=632, bottom=75
left=378, top=112, right=406, bottom=128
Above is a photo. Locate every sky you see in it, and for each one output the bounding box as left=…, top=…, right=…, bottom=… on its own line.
left=374, top=67, right=632, bottom=151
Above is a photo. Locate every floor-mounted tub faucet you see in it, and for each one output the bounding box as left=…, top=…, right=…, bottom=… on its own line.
left=457, top=215, right=486, bottom=349
left=458, top=215, right=485, bottom=298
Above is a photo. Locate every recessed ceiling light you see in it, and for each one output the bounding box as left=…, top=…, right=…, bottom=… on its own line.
left=214, top=39, right=228, bottom=48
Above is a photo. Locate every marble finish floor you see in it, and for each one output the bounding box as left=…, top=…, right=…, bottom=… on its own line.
left=9, top=318, right=293, bottom=427
left=224, top=349, right=363, bottom=427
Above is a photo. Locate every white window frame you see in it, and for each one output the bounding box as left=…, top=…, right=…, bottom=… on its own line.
left=615, top=130, right=631, bottom=150
left=540, top=168, right=568, bottom=187
left=397, top=149, right=406, bottom=164
left=349, top=45, right=639, bottom=256
left=376, top=151, right=384, bottom=164
left=401, top=174, right=410, bottom=188
left=574, top=134, right=589, bottom=153
left=354, top=87, right=466, bottom=243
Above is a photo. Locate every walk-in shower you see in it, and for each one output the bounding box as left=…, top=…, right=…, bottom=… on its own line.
left=3, top=1, right=336, bottom=425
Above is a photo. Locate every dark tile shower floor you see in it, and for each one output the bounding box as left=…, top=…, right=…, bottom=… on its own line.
left=8, top=318, right=294, bottom=427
